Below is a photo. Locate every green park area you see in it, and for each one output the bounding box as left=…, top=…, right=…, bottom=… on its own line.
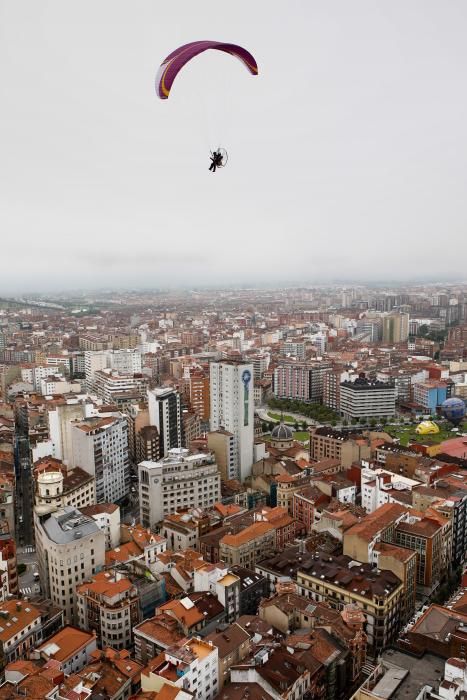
left=267, top=411, right=297, bottom=424
left=291, top=431, right=310, bottom=443
left=386, top=421, right=467, bottom=447
left=268, top=397, right=339, bottom=423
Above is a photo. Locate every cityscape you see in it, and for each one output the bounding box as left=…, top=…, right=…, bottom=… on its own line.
left=0, top=283, right=466, bottom=699
left=2, top=1, right=467, bottom=698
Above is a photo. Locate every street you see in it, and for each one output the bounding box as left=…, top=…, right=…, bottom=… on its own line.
left=16, top=545, right=40, bottom=597
left=15, top=435, right=34, bottom=547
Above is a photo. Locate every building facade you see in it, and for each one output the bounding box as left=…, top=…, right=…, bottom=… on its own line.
left=210, top=361, right=254, bottom=482
left=76, top=570, right=140, bottom=650
left=219, top=522, right=275, bottom=568
left=340, top=377, right=396, bottom=420
left=297, top=553, right=404, bottom=655
left=273, top=361, right=331, bottom=403
left=148, top=387, right=183, bottom=457
left=71, top=414, right=129, bottom=504
left=34, top=506, right=106, bottom=625
left=138, top=449, right=221, bottom=529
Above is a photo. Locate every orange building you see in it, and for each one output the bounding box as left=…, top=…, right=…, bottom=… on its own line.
left=189, top=370, right=210, bottom=421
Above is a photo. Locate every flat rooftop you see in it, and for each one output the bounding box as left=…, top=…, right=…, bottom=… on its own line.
left=377, top=650, right=444, bottom=699
left=42, top=506, right=100, bottom=544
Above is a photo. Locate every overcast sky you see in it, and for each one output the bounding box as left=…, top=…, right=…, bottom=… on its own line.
left=1, top=0, right=467, bottom=293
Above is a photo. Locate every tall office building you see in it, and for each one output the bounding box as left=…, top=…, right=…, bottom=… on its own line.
left=340, top=375, right=396, bottom=420
left=147, top=387, right=182, bottom=457
left=138, top=448, right=221, bottom=528
left=209, top=360, right=254, bottom=482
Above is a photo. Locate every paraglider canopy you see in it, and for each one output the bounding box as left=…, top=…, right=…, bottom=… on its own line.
left=156, top=40, right=258, bottom=99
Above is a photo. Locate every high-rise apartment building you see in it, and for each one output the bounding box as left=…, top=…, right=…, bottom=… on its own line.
left=148, top=387, right=182, bottom=457
left=323, top=367, right=351, bottom=411
left=188, top=370, right=210, bottom=421
left=84, top=351, right=108, bottom=391
left=125, top=404, right=150, bottom=463
left=107, top=349, right=142, bottom=374
left=34, top=506, right=105, bottom=625
left=138, top=448, right=221, bottom=529
left=209, top=360, right=254, bottom=482
left=249, top=353, right=270, bottom=380
left=281, top=340, right=306, bottom=360
left=70, top=415, right=129, bottom=504
left=136, top=425, right=160, bottom=463
left=47, top=401, right=87, bottom=463
left=84, top=349, right=142, bottom=393
left=273, top=361, right=331, bottom=403
left=355, top=318, right=383, bottom=342
left=382, top=312, right=410, bottom=344
left=92, top=369, right=149, bottom=408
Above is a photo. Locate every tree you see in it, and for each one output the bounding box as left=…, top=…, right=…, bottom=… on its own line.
left=261, top=421, right=268, bottom=432
left=342, top=419, right=348, bottom=426
left=268, top=421, right=275, bottom=432
left=301, top=420, right=307, bottom=431
left=294, top=421, right=299, bottom=431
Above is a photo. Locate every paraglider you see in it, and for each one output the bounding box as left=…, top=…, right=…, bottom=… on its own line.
left=441, top=397, right=466, bottom=426
left=209, top=148, right=228, bottom=172
left=156, top=41, right=258, bottom=170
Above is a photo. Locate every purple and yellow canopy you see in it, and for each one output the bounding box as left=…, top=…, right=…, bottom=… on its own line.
left=156, top=40, right=258, bottom=99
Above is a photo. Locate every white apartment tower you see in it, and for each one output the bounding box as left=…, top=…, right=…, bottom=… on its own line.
left=209, top=360, right=254, bottom=482
left=70, top=415, right=130, bottom=503
left=84, top=351, right=108, bottom=392
left=84, top=349, right=142, bottom=392
left=148, top=387, right=182, bottom=457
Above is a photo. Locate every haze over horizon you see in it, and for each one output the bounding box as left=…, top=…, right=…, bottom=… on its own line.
left=2, top=0, right=467, bottom=292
